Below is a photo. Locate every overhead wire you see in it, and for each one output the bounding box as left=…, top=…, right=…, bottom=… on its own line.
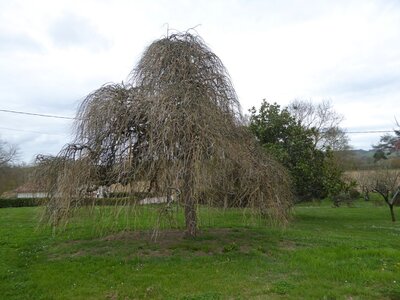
left=343, top=130, right=394, bottom=134
left=0, top=109, right=74, bottom=136
left=0, top=109, right=76, bottom=120
left=0, top=108, right=398, bottom=135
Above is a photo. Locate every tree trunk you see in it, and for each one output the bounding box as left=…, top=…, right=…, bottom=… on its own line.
left=182, top=163, right=197, bottom=238
left=389, top=204, right=396, bottom=222
left=364, top=190, right=369, bottom=201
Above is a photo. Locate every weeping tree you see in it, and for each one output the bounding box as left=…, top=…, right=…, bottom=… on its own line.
left=37, top=32, right=292, bottom=237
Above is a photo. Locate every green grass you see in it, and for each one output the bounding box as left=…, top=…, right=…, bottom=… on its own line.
left=0, top=200, right=399, bottom=299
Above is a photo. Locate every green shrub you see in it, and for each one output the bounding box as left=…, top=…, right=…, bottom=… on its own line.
left=349, top=188, right=361, bottom=199
left=0, top=198, right=47, bottom=208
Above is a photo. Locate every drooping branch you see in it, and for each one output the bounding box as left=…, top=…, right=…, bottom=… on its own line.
left=38, top=32, right=293, bottom=235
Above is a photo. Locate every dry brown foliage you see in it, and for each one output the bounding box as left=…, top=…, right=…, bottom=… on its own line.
left=37, top=32, right=292, bottom=236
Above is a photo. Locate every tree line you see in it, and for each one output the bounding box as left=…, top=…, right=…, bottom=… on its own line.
left=1, top=32, right=399, bottom=234
left=0, top=139, right=29, bottom=196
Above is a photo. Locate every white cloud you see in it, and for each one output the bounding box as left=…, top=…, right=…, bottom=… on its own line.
left=48, top=12, right=111, bottom=51
left=0, top=0, right=399, bottom=161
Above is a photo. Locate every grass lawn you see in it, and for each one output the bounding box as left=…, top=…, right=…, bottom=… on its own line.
left=0, top=200, right=399, bottom=299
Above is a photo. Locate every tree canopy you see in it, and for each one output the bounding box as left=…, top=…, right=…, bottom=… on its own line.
left=373, top=129, right=400, bottom=162
left=249, top=100, right=346, bottom=200
left=38, top=33, right=292, bottom=237
left=287, top=99, right=349, bottom=151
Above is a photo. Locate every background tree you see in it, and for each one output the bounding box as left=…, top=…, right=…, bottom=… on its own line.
left=373, top=130, right=400, bottom=162
left=372, top=118, right=400, bottom=167
left=353, top=171, right=374, bottom=201
left=365, top=165, right=400, bottom=222
left=287, top=99, right=349, bottom=151
left=0, top=138, right=24, bottom=196
left=40, top=33, right=292, bottom=237
left=249, top=100, right=346, bottom=200
left=0, top=164, right=29, bottom=196
left=0, top=138, right=18, bottom=167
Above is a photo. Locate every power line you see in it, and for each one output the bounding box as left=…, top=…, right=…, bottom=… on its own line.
left=1, top=125, right=395, bottom=136
left=0, top=109, right=76, bottom=120
left=0, top=108, right=398, bottom=135
left=345, top=130, right=394, bottom=134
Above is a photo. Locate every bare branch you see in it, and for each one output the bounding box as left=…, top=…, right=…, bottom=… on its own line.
left=0, top=139, right=18, bottom=167
left=38, top=33, right=293, bottom=235
left=288, top=99, right=347, bottom=150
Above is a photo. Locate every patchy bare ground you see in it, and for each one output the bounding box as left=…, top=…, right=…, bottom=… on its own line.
left=47, top=228, right=288, bottom=260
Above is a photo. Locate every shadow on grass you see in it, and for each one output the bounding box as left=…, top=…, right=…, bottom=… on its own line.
left=47, top=227, right=281, bottom=260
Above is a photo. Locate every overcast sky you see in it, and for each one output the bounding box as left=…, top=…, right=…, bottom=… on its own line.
left=1, top=0, right=399, bottom=163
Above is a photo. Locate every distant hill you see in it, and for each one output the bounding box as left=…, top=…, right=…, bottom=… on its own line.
left=342, top=149, right=400, bottom=170
left=350, top=149, right=375, bottom=159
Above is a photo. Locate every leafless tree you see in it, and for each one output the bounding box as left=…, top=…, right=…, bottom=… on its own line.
left=39, top=33, right=292, bottom=237
left=354, top=171, right=374, bottom=201
left=288, top=99, right=348, bottom=151
left=370, top=166, right=400, bottom=222
left=355, top=166, right=400, bottom=222
left=0, top=138, right=18, bottom=167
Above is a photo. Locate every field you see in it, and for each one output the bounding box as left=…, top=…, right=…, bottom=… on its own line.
left=1, top=201, right=400, bottom=299
left=345, top=169, right=400, bottom=185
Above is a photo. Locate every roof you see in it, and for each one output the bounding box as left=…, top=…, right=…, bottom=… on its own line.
left=14, top=182, right=46, bottom=193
